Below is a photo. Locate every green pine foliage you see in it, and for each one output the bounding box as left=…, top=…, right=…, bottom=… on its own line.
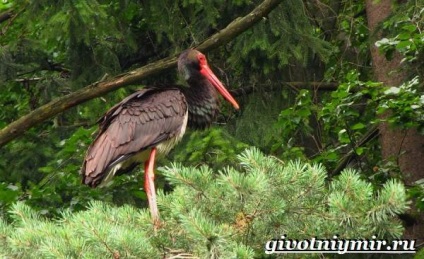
left=0, top=148, right=407, bottom=258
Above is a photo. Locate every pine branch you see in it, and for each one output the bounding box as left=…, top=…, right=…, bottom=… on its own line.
left=0, top=0, right=283, bottom=148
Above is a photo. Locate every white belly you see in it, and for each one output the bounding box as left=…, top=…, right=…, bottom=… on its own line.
left=156, top=111, right=188, bottom=155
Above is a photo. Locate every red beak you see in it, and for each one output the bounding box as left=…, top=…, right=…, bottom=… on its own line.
left=200, top=63, right=240, bottom=110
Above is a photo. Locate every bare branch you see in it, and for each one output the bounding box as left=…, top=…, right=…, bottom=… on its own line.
left=0, top=11, right=13, bottom=24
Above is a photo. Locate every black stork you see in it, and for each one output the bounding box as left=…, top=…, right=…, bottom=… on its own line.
left=82, top=49, right=239, bottom=227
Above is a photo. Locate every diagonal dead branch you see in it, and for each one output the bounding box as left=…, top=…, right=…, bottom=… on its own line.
left=0, top=11, right=13, bottom=24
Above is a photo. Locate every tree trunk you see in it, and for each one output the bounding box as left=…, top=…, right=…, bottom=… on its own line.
left=365, top=0, right=424, bottom=244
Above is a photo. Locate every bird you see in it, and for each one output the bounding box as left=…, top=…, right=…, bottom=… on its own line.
left=81, top=49, right=239, bottom=227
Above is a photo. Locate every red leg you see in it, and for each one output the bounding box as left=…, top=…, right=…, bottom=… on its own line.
left=144, top=147, right=160, bottom=228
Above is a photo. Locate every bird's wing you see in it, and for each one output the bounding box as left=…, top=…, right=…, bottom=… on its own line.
left=82, top=88, right=187, bottom=186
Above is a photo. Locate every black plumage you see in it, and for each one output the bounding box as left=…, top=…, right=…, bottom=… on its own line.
left=82, top=88, right=187, bottom=187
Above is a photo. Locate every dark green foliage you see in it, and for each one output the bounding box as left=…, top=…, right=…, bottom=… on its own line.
left=410, top=178, right=424, bottom=212
left=377, top=1, right=424, bottom=64
left=273, top=77, right=369, bottom=169
left=273, top=89, right=314, bottom=160
left=228, top=0, right=333, bottom=75
left=227, top=89, right=291, bottom=152
left=316, top=72, right=381, bottom=170
left=377, top=77, right=424, bottom=132
left=272, top=69, right=422, bottom=177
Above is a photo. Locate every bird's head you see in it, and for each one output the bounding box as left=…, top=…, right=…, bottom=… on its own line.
left=178, top=49, right=239, bottom=110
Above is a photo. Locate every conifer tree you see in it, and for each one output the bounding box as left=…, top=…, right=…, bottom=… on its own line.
left=0, top=148, right=407, bottom=258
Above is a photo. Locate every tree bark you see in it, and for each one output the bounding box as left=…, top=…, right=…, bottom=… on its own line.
left=0, top=0, right=282, bottom=148
left=0, top=11, right=13, bottom=24
left=365, top=0, right=424, bottom=244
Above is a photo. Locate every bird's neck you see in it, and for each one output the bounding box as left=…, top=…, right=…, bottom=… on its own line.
left=183, top=78, right=219, bottom=129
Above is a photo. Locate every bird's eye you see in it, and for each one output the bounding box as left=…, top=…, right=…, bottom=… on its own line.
left=198, top=55, right=206, bottom=64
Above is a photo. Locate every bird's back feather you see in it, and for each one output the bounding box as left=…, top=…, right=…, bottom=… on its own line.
left=82, top=87, right=188, bottom=187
